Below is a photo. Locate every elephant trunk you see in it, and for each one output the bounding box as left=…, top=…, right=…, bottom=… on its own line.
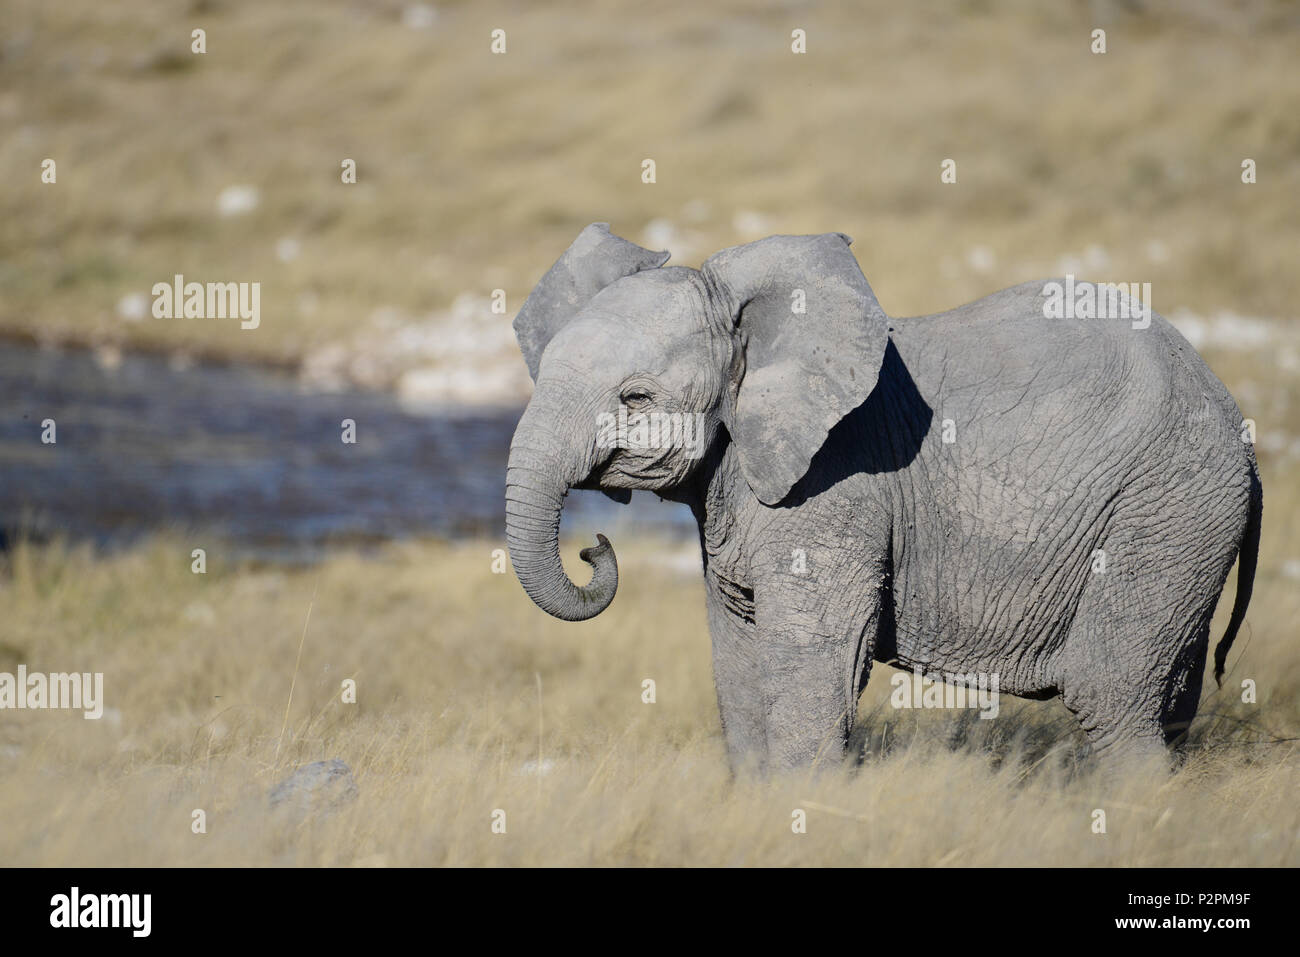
left=505, top=402, right=618, bottom=621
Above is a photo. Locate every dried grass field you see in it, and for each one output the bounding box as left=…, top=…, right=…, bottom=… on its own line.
left=0, top=528, right=1296, bottom=866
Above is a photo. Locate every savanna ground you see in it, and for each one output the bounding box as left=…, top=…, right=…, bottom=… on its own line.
left=0, top=527, right=1297, bottom=866
left=1, top=0, right=1298, bottom=864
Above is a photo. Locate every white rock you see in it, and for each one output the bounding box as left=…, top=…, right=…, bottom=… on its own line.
left=269, top=759, right=359, bottom=812
left=216, top=184, right=260, bottom=218
left=116, top=292, right=148, bottom=321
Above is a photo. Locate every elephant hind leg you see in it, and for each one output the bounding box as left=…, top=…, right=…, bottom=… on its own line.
left=1060, top=679, right=1171, bottom=764
left=1157, top=619, right=1211, bottom=750
left=1056, top=475, right=1245, bottom=766
left=1062, top=604, right=1226, bottom=775
left=1061, top=584, right=1219, bottom=763
left=1060, top=616, right=1214, bottom=757
left=1059, top=670, right=1178, bottom=778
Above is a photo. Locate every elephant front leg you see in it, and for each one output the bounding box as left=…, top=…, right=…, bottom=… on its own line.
left=758, top=580, right=882, bottom=771
left=704, top=578, right=769, bottom=770
left=705, top=562, right=883, bottom=773
left=760, top=635, right=863, bottom=770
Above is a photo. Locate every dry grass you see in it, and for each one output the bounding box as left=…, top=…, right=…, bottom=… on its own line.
left=0, top=521, right=1295, bottom=866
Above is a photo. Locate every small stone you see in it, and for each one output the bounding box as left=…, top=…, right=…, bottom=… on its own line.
left=116, top=293, right=148, bottom=321
left=216, top=184, right=260, bottom=218
left=269, top=759, right=358, bottom=813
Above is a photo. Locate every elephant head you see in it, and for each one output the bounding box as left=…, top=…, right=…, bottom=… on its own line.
left=506, top=222, right=890, bottom=620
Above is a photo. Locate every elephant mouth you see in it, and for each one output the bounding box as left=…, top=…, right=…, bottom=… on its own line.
left=568, top=454, right=632, bottom=503
left=573, top=451, right=616, bottom=490
left=578, top=451, right=678, bottom=491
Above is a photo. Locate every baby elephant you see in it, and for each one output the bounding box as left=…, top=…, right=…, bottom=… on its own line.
left=505, top=223, right=1261, bottom=772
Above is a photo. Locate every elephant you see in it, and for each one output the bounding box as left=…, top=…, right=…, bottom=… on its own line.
left=505, top=222, right=1262, bottom=773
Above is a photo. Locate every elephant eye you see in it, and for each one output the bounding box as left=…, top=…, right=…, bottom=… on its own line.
left=621, top=389, right=653, bottom=408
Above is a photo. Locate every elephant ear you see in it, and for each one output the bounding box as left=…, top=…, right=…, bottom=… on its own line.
left=513, top=222, right=670, bottom=381
left=703, top=233, right=890, bottom=506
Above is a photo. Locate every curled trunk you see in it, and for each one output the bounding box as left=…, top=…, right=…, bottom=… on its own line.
left=505, top=407, right=618, bottom=621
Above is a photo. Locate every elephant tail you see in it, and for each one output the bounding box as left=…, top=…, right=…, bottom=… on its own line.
left=1214, top=460, right=1262, bottom=686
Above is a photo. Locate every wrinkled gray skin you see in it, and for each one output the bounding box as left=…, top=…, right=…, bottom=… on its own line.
left=506, top=223, right=1262, bottom=773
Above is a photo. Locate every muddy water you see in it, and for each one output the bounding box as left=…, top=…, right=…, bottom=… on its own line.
left=0, top=344, right=692, bottom=559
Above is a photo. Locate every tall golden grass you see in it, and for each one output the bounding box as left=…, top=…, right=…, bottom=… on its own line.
left=0, top=528, right=1294, bottom=866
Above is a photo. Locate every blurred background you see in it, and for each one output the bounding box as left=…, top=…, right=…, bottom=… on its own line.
left=2, top=0, right=1298, bottom=553
left=0, top=0, right=1297, bottom=865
